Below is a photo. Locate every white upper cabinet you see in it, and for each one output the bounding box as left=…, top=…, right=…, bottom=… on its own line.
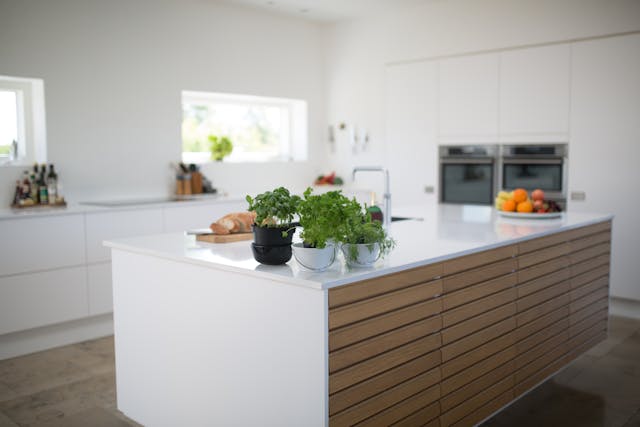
left=385, top=61, right=438, bottom=205
left=438, top=53, right=500, bottom=143
left=499, top=44, right=571, bottom=142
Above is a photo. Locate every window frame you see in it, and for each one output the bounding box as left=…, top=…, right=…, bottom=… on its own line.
left=181, top=91, right=307, bottom=164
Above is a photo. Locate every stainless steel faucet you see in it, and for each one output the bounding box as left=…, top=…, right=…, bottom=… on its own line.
left=352, top=166, right=391, bottom=229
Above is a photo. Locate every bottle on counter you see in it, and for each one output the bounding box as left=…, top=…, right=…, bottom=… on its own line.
left=47, top=164, right=58, bottom=205
left=38, top=164, right=48, bottom=205
left=12, top=180, right=21, bottom=205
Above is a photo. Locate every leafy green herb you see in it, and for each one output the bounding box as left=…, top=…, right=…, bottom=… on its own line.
left=340, top=207, right=396, bottom=263
left=246, top=187, right=301, bottom=230
left=297, top=187, right=362, bottom=249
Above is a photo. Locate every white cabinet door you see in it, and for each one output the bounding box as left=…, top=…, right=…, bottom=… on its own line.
left=439, top=53, right=499, bottom=143
left=163, top=200, right=247, bottom=233
left=499, top=44, right=571, bottom=142
left=0, top=214, right=85, bottom=277
left=0, top=267, right=88, bottom=335
left=569, top=34, right=640, bottom=300
left=385, top=61, right=438, bottom=205
left=85, top=208, right=164, bottom=263
left=88, top=262, right=113, bottom=315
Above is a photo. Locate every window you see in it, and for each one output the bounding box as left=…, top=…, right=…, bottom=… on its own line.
left=0, top=75, right=47, bottom=166
left=181, top=91, right=307, bottom=163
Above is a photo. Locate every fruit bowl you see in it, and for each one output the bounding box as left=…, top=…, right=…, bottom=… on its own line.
left=497, top=211, right=562, bottom=219
left=495, top=188, right=562, bottom=217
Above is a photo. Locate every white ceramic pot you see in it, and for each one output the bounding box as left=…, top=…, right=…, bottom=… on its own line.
left=292, top=243, right=336, bottom=271
left=341, top=242, right=381, bottom=268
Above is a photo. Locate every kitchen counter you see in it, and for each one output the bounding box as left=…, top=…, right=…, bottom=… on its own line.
left=105, top=204, right=612, bottom=290
left=0, top=193, right=245, bottom=220
left=107, top=204, right=613, bottom=427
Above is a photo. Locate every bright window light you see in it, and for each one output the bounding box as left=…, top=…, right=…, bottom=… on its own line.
left=0, top=91, right=19, bottom=160
left=181, top=91, right=307, bottom=163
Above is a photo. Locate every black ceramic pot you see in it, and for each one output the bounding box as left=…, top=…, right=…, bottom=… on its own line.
left=252, top=224, right=296, bottom=247
left=251, top=243, right=292, bottom=265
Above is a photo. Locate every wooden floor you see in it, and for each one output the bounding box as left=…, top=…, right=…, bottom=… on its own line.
left=0, top=315, right=639, bottom=427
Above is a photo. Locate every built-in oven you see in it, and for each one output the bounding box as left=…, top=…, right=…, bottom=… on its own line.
left=439, top=145, right=498, bottom=205
left=500, top=144, right=568, bottom=207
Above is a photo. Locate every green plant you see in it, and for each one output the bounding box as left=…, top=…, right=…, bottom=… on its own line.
left=341, top=211, right=396, bottom=262
left=297, top=187, right=361, bottom=249
left=208, top=135, right=233, bottom=161
left=246, top=187, right=301, bottom=229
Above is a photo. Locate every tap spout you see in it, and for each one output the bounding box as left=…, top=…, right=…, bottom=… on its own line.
left=352, top=166, right=391, bottom=229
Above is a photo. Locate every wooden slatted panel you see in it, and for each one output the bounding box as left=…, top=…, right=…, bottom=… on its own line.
left=441, top=331, right=516, bottom=379
left=355, top=385, right=440, bottom=427
left=569, top=242, right=611, bottom=265
left=569, top=297, right=608, bottom=327
left=443, top=288, right=516, bottom=328
left=516, top=293, right=570, bottom=326
left=515, top=306, right=570, bottom=346
left=440, top=360, right=516, bottom=413
left=329, top=316, right=441, bottom=373
left=329, top=280, right=442, bottom=329
left=329, top=263, right=443, bottom=308
left=391, top=401, right=440, bottom=427
left=518, top=256, right=570, bottom=284
left=517, top=267, right=571, bottom=298
left=442, top=259, right=516, bottom=294
left=514, top=327, right=569, bottom=370
left=329, top=351, right=441, bottom=416
left=569, top=231, right=612, bottom=253
left=443, top=273, right=516, bottom=310
left=440, top=375, right=514, bottom=427
left=442, top=317, right=516, bottom=362
left=518, top=242, right=570, bottom=269
left=449, top=390, right=514, bottom=427
left=571, top=276, right=609, bottom=302
left=442, top=245, right=517, bottom=276
left=329, top=333, right=441, bottom=394
left=441, top=346, right=516, bottom=396
left=329, top=371, right=440, bottom=427
left=568, top=309, right=608, bottom=338
left=570, top=253, right=610, bottom=277
left=442, top=303, right=516, bottom=345
left=518, top=229, right=575, bottom=254
left=516, top=281, right=571, bottom=312
left=570, top=287, right=609, bottom=313
left=571, top=265, right=609, bottom=290
left=329, top=298, right=441, bottom=352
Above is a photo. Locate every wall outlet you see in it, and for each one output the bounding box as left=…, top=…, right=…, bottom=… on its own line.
left=571, top=191, right=586, bottom=201
left=424, top=185, right=435, bottom=194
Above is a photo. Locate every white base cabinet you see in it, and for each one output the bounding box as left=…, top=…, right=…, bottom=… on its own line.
left=88, top=262, right=113, bottom=316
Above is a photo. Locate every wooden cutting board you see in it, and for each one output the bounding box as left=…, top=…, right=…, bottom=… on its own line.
left=196, top=232, right=253, bottom=244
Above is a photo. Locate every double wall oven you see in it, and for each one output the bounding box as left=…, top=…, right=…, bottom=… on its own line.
left=440, top=144, right=568, bottom=207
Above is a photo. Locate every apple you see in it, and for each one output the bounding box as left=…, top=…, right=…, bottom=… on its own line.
left=531, top=189, right=545, bottom=201
left=533, top=199, right=544, bottom=211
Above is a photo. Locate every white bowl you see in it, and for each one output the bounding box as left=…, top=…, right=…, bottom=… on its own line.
left=341, top=243, right=381, bottom=267
left=292, top=243, right=336, bottom=271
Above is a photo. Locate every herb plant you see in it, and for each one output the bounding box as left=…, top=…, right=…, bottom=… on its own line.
left=209, top=135, right=233, bottom=161
left=297, top=188, right=362, bottom=249
left=246, top=187, right=301, bottom=228
left=341, top=208, right=396, bottom=262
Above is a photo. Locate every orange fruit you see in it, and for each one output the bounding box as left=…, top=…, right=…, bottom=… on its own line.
left=502, top=199, right=517, bottom=212
left=517, top=200, right=534, bottom=213
left=512, top=188, right=528, bottom=203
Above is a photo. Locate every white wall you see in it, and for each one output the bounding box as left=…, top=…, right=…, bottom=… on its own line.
left=0, top=0, right=326, bottom=205
left=322, top=0, right=640, bottom=186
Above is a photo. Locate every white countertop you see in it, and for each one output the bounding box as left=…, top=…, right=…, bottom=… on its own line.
left=0, top=194, right=246, bottom=220
left=104, top=204, right=613, bottom=291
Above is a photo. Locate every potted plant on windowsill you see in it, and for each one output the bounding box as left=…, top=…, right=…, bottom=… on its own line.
left=209, top=135, right=233, bottom=161
left=246, top=187, right=300, bottom=265
left=293, top=188, right=360, bottom=271
left=340, top=208, right=396, bottom=268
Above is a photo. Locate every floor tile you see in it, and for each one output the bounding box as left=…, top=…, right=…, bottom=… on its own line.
left=0, top=411, right=18, bottom=427
left=27, top=407, right=133, bottom=427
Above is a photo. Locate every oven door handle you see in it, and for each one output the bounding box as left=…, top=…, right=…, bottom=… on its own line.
left=440, top=158, right=494, bottom=164
left=502, top=158, right=563, bottom=165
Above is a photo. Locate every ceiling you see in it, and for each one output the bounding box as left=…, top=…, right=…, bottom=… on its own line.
left=221, top=0, right=429, bottom=23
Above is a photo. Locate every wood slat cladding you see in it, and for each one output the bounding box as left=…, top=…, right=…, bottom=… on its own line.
left=327, top=220, right=611, bottom=427
left=329, top=263, right=443, bottom=309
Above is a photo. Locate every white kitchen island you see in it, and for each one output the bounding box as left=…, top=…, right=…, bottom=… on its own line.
left=106, top=204, right=613, bottom=427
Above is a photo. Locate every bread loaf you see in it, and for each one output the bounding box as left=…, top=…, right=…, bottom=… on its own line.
left=209, top=211, right=256, bottom=234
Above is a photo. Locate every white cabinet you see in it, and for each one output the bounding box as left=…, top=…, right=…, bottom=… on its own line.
left=0, top=267, right=88, bottom=335
left=88, top=262, right=113, bottom=316
left=499, top=44, right=571, bottom=142
left=85, top=208, right=164, bottom=263
left=0, top=214, right=85, bottom=277
left=163, top=200, right=247, bottom=232
left=569, top=33, right=640, bottom=300
left=385, top=61, right=438, bottom=205
left=438, top=53, right=500, bottom=143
